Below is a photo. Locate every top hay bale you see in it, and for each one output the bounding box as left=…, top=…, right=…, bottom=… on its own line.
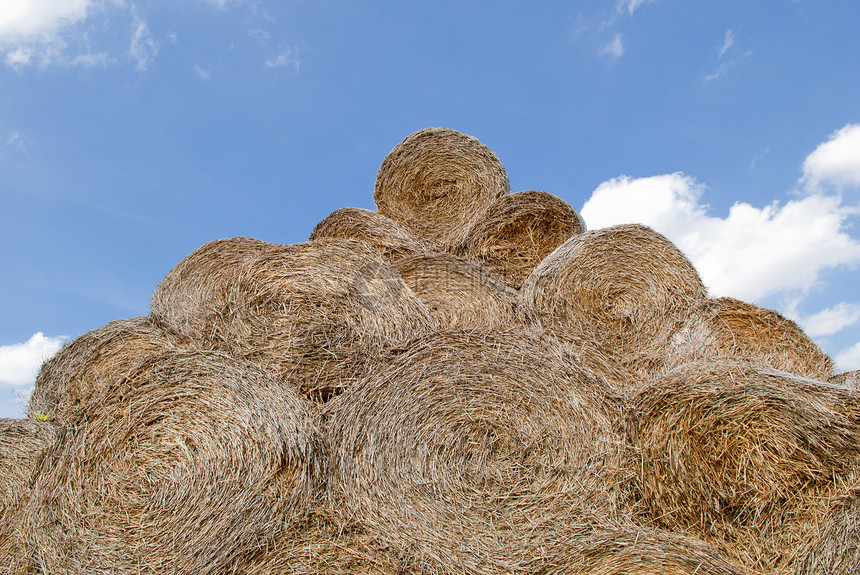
left=24, top=349, right=324, bottom=575
left=28, top=316, right=191, bottom=427
left=664, top=296, right=835, bottom=380
left=458, top=190, right=586, bottom=288
left=374, top=128, right=510, bottom=249
left=309, top=207, right=433, bottom=263
left=324, top=329, right=624, bottom=574
left=521, top=224, right=707, bottom=378
left=151, top=237, right=433, bottom=401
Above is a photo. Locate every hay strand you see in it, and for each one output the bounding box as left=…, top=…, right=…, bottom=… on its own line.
left=24, top=350, right=324, bottom=575
left=152, top=238, right=433, bottom=401
left=521, top=223, right=707, bottom=378
left=374, top=128, right=510, bottom=249
left=458, top=190, right=586, bottom=288
left=324, top=330, right=624, bottom=574
left=664, top=296, right=835, bottom=380
left=392, top=252, right=521, bottom=330
left=28, top=316, right=191, bottom=427
left=309, top=207, right=433, bottom=262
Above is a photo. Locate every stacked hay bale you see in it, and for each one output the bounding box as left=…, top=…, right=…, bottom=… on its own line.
left=8, top=126, right=854, bottom=574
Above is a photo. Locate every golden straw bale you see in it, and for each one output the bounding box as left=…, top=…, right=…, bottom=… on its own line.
left=541, top=524, right=745, bottom=575
left=324, top=330, right=624, bottom=574
left=1, top=419, right=59, bottom=575
left=664, top=297, right=835, bottom=380
left=521, top=223, right=707, bottom=378
left=152, top=238, right=433, bottom=401
left=830, top=369, right=860, bottom=390
left=626, top=357, right=860, bottom=573
left=28, top=316, right=191, bottom=427
left=373, top=127, right=510, bottom=249
left=392, top=252, right=521, bottom=330
left=791, top=482, right=860, bottom=575
left=309, top=207, right=433, bottom=262
left=458, top=190, right=586, bottom=289
left=24, top=350, right=324, bottom=575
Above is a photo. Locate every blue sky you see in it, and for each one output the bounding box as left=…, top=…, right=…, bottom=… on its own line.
left=1, top=1, right=859, bottom=417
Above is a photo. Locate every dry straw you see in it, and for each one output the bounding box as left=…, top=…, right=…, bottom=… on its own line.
left=664, top=296, right=835, bottom=380
left=521, top=224, right=707, bottom=378
left=626, top=357, right=860, bottom=573
left=458, top=190, right=586, bottom=289
left=1, top=419, right=59, bottom=575
left=309, top=207, right=433, bottom=263
left=28, top=316, right=191, bottom=427
left=24, top=350, right=324, bottom=575
left=374, top=128, right=510, bottom=249
left=324, top=330, right=625, bottom=574
left=392, top=252, right=521, bottom=330
left=152, top=237, right=433, bottom=401
left=791, top=483, right=860, bottom=575
left=830, top=369, right=860, bottom=390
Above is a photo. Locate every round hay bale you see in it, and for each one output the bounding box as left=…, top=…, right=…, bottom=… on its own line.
left=309, top=207, right=433, bottom=263
left=542, top=524, right=745, bottom=575
left=373, top=127, right=510, bottom=249
left=152, top=238, right=433, bottom=401
left=150, top=236, right=274, bottom=339
left=830, top=369, right=860, bottom=391
left=391, top=252, right=521, bottom=330
left=521, top=224, right=707, bottom=378
left=626, top=357, right=860, bottom=563
left=1, top=419, right=59, bottom=575
left=28, top=316, right=191, bottom=427
left=664, top=296, right=835, bottom=380
left=24, top=350, right=324, bottom=575
left=325, top=330, right=624, bottom=574
left=792, top=483, right=860, bottom=575
left=458, top=190, right=586, bottom=289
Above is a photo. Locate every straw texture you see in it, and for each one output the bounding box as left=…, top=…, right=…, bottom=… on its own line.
left=392, top=252, right=520, bottom=330
left=521, top=224, right=707, bottom=378
left=664, top=297, right=835, bottom=380
left=24, top=350, right=324, bottom=575
left=374, top=128, right=510, bottom=249
left=152, top=237, right=433, bottom=401
left=28, top=316, right=191, bottom=427
left=324, top=329, right=625, bottom=574
left=458, top=190, right=586, bottom=288
left=309, top=207, right=433, bottom=263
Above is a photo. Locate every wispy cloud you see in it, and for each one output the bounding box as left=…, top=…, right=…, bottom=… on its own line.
left=193, top=64, right=211, bottom=80
left=265, top=44, right=300, bottom=70
left=797, top=303, right=860, bottom=338
left=599, top=33, right=625, bottom=60
left=718, top=29, right=735, bottom=59
left=129, top=15, right=159, bottom=71
left=801, top=123, right=860, bottom=191
left=617, top=0, right=658, bottom=16
left=0, top=333, right=66, bottom=387
left=704, top=29, right=751, bottom=83
left=750, top=146, right=771, bottom=169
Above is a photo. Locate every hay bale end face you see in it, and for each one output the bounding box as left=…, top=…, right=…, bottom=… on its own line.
left=626, top=357, right=860, bottom=571
left=152, top=238, right=433, bottom=401
left=458, top=190, right=586, bottom=288
left=325, top=330, right=624, bottom=573
left=28, top=316, right=191, bottom=427
left=309, top=207, right=433, bottom=263
left=521, top=223, right=707, bottom=378
left=374, top=127, right=510, bottom=249
left=664, top=296, right=835, bottom=380
left=392, top=252, right=521, bottom=331
left=24, top=350, right=324, bottom=575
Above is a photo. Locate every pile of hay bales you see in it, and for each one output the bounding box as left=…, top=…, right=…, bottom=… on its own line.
left=3, top=126, right=856, bottom=574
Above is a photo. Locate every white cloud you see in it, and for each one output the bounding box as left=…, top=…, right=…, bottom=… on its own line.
left=580, top=173, right=860, bottom=301
left=617, top=0, right=657, bottom=15
left=798, top=302, right=860, bottom=338
left=836, top=342, right=860, bottom=372
left=802, top=124, right=860, bottom=191
left=718, top=29, right=735, bottom=59
left=599, top=33, right=624, bottom=60
left=0, top=333, right=66, bottom=387
left=0, top=0, right=92, bottom=41
left=193, top=64, right=210, bottom=79
left=129, top=15, right=158, bottom=71
left=265, top=45, right=300, bottom=70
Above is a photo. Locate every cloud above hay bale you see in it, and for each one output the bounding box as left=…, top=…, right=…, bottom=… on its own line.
left=0, top=333, right=65, bottom=387
left=802, top=123, right=860, bottom=191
